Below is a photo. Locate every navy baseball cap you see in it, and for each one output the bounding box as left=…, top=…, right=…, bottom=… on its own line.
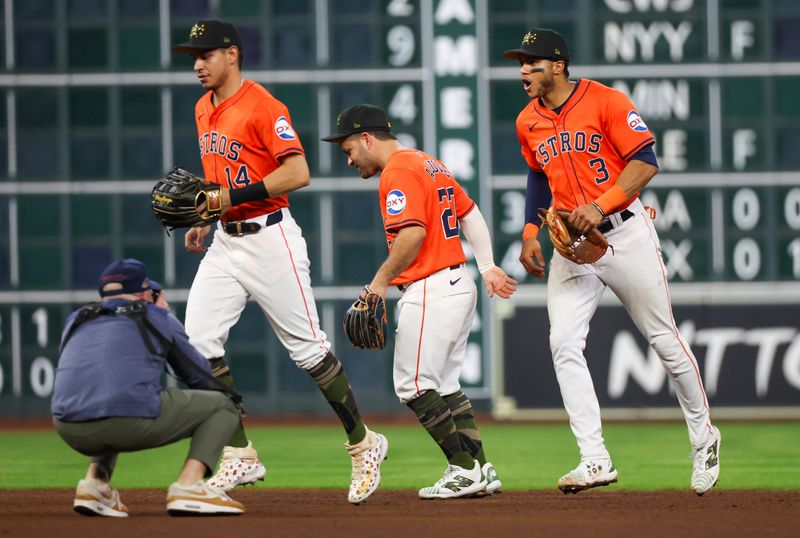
left=503, top=28, right=569, bottom=63
left=98, top=258, right=151, bottom=297
left=321, top=104, right=393, bottom=143
left=172, top=20, right=243, bottom=54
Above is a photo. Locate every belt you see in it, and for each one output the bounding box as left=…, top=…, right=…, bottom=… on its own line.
left=397, top=264, right=462, bottom=292
left=222, top=210, right=283, bottom=236
left=597, top=209, right=634, bottom=234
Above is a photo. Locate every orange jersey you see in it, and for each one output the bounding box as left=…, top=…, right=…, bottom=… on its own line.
left=379, top=149, right=476, bottom=285
left=195, top=80, right=304, bottom=222
left=515, top=79, right=655, bottom=211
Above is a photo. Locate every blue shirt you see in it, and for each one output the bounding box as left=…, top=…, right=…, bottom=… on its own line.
left=51, top=299, right=214, bottom=422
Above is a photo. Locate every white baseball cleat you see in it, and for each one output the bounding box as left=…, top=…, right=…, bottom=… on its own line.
left=470, top=461, right=503, bottom=497
left=691, top=426, right=721, bottom=496
left=166, top=481, right=244, bottom=515
left=482, top=461, right=503, bottom=495
left=558, top=458, right=618, bottom=494
left=73, top=478, right=128, bottom=518
left=346, top=429, right=389, bottom=504
left=419, top=459, right=487, bottom=499
left=205, top=441, right=267, bottom=492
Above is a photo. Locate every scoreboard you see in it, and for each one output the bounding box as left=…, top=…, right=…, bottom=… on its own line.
left=1, top=0, right=799, bottom=417
left=488, top=0, right=800, bottom=285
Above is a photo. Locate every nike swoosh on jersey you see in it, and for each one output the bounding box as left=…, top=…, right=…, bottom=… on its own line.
left=449, top=277, right=461, bottom=286
left=528, top=122, right=538, bottom=132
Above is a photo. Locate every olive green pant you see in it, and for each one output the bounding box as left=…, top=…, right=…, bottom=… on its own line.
left=54, top=388, right=239, bottom=480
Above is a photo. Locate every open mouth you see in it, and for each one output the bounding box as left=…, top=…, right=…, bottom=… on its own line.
left=523, top=79, right=532, bottom=91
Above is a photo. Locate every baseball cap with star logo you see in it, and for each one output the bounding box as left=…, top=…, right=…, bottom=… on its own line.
left=320, top=104, right=393, bottom=143
left=503, top=28, right=569, bottom=63
left=172, top=19, right=243, bottom=54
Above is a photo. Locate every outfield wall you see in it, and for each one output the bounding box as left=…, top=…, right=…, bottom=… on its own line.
left=494, top=284, right=800, bottom=420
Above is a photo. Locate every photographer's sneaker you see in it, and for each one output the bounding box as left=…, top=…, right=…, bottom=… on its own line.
left=166, top=481, right=244, bottom=515
left=206, top=441, right=266, bottom=492
left=691, top=426, right=721, bottom=495
left=346, top=429, right=388, bottom=504
left=73, top=478, right=128, bottom=518
left=419, top=459, right=487, bottom=499
left=558, top=459, right=618, bottom=494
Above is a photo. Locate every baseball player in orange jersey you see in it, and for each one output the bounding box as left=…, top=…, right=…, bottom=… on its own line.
left=323, top=104, right=517, bottom=499
left=506, top=28, right=721, bottom=495
left=173, top=20, right=387, bottom=504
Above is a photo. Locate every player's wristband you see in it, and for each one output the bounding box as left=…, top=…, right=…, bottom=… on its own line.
left=522, top=223, right=540, bottom=240
left=229, top=181, right=270, bottom=207
left=594, top=184, right=628, bottom=215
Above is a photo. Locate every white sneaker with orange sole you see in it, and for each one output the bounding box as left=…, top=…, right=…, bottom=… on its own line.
left=73, top=478, right=128, bottom=518
left=166, top=481, right=244, bottom=515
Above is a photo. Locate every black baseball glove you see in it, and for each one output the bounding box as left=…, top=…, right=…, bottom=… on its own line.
left=151, top=167, right=223, bottom=231
left=342, top=285, right=387, bottom=350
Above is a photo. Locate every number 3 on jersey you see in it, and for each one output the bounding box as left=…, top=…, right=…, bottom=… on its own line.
left=588, top=157, right=609, bottom=184
left=437, top=186, right=459, bottom=239
left=225, top=165, right=252, bottom=188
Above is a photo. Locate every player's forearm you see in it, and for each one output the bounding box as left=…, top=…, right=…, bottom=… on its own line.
left=523, top=168, right=552, bottom=239
left=224, top=155, right=310, bottom=207
left=459, top=208, right=496, bottom=273
left=594, top=160, right=658, bottom=215
left=370, top=226, right=426, bottom=291
left=616, top=159, right=658, bottom=198
left=260, top=154, right=311, bottom=197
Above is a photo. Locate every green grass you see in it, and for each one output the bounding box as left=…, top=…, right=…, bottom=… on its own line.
left=1, top=422, right=797, bottom=490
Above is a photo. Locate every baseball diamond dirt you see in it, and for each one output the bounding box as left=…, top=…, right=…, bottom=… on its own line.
left=1, top=489, right=797, bottom=538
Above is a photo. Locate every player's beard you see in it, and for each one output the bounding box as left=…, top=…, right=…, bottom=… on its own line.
left=203, top=70, right=228, bottom=91
left=356, top=159, right=379, bottom=179
left=535, top=72, right=555, bottom=99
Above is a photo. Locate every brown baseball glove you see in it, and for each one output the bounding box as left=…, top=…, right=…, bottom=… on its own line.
left=540, top=207, right=609, bottom=264
left=342, top=285, right=387, bottom=350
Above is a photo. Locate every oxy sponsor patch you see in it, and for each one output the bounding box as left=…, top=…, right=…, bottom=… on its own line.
left=627, top=110, right=648, bottom=132
left=386, top=190, right=406, bottom=215
left=274, top=116, right=297, bottom=140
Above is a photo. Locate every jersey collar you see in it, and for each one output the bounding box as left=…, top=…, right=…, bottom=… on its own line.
left=534, top=78, right=585, bottom=119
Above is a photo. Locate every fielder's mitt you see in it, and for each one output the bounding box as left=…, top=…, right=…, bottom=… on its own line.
left=540, top=207, right=609, bottom=264
left=151, top=167, right=222, bottom=231
left=342, top=285, right=387, bottom=350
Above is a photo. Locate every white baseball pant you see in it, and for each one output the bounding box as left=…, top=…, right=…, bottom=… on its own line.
left=393, top=264, right=476, bottom=403
left=547, top=198, right=714, bottom=460
left=185, top=208, right=331, bottom=370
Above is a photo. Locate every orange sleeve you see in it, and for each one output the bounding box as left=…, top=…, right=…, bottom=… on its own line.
left=381, top=168, right=427, bottom=232
left=256, top=99, right=305, bottom=161
left=603, top=89, right=655, bottom=161
left=453, top=181, right=475, bottom=219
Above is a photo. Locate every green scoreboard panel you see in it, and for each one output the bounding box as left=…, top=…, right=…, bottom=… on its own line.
left=487, top=0, right=800, bottom=285
left=1, top=0, right=799, bottom=416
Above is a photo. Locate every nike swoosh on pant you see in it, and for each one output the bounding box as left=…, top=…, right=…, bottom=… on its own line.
left=449, top=278, right=461, bottom=286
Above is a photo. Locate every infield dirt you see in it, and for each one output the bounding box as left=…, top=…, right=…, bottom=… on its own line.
left=1, top=489, right=797, bottom=538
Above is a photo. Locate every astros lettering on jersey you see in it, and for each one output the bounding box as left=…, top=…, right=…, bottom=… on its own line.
left=515, top=79, right=655, bottom=211
left=378, top=149, right=476, bottom=285
left=195, top=80, right=303, bottom=222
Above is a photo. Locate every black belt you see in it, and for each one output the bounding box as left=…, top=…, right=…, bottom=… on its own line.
left=222, top=210, right=283, bottom=236
left=397, top=264, right=462, bottom=292
left=597, top=209, right=634, bottom=234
